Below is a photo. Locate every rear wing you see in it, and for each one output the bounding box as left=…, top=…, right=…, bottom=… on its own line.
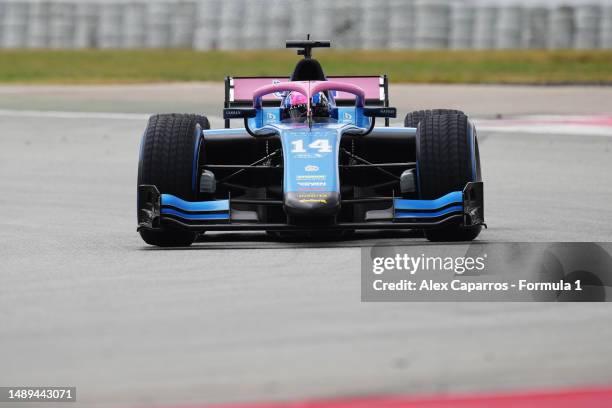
left=224, top=75, right=390, bottom=127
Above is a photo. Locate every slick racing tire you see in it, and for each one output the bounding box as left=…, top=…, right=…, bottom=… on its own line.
left=138, top=113, right=210, bottom=247
left=416, top=113, right=482, bottom=242
left=404, top=109, right=464, bottom=128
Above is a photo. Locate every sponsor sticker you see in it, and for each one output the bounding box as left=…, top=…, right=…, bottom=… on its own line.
left=297, top=192, right=329, bottom=204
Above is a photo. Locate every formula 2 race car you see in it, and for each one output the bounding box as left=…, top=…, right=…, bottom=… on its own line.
left=137, top=40, right=484, bottom=246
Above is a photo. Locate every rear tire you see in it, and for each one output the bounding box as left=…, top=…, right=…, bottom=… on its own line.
left=404, top=109, right=464, bottom=128
left=138, top=114, right=210, bottom=247
left=416, top=113, right=482, bottom=242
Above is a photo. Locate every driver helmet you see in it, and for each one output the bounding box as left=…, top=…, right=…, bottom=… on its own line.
left=281, top=91, right=330, bottom=121
left=281, top=91, right=308, bottom=122
left=311, top=92, right=330, bottom=118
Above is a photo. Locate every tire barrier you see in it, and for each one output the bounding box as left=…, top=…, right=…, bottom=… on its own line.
left=1, top=0, right=612, bottom=50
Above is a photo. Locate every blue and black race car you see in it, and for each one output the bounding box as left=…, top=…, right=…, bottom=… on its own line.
left=137, top=40, right=484, bottom=246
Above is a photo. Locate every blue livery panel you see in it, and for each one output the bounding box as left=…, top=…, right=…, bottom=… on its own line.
left=279, top=124, right=343, bottom=218
left=394, top=191, right=464, bottom=220
left=160, top=194, right=230, bottom=221
left=280, top=126, right=341, bottom=194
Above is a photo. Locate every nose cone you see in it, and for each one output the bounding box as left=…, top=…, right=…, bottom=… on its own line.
left=284, top=191, right=340, bottom=218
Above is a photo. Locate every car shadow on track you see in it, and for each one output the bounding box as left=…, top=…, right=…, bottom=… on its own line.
left=139, top=229, right=443, bottom=250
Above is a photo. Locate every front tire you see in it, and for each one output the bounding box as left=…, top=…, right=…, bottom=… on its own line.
left=138, top=114, right=210, bottom=247
left=416, top=113, right=482, bottom=242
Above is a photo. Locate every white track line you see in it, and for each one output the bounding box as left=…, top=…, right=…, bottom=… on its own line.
left=477, top=125, right=612, bottom=136
left=0, top=109, right=226, bottom=124
left=0, top=109, right=150, bottom=120
left=474, top=114, right=612, bottom=136
left=474, top=122, right=612, bottom=137
left=0, top=109, right=610, bottom=136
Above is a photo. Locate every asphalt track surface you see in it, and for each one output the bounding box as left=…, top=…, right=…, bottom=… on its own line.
left=2, top=84, right=612, bottom=407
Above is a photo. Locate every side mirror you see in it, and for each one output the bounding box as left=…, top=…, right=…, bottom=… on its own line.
left=363, top=107, right=397, bottom=118
left=224, top=108, right=274, bottom=138
left=223, top=108, right=257, bottom=119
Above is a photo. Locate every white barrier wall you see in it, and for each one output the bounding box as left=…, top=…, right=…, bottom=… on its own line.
left=48, top=2, right=75, bottom=48
left=310, top=0, right=332, bottom=47
left=1, top=1, right=29, bottom=48
left=26, top=1, right=48, bottom=47
left=193, top=0, right=219, bottom=51
left=575, top=4, right=601, bottom=49
left=450, top=4, right=475, bottom=50
left=243, top=0, right=266, bottom=49
left=97, top=1, right=122, bottom=49
left=123, top=2, right=146, bottom=48
left=602, top=5, right=612, bottom=48
left=473, top=6, right=497, bottom=50
left=548, top=6, right=575, bottom=49
left=266, top=0, right=290, bottom=49
left=73, top=3, right=98, bottom=48
left=217, top=0, right=243, bottom=50
left=389, top=0, right=415, bottom=49
left=524, top=7, right=550, bottom=49
left=1, top=0, right=612, bottom=50
left=414, top=0, right=450, bottom=49
left=363, top=0, right=389, bottom=49
left=170, top=1, right=197, bottom=48
left=334, top=0, right=361, bottom=49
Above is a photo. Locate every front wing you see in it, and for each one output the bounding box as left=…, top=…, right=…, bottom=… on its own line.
left=137, top=182, right=484, bottom=232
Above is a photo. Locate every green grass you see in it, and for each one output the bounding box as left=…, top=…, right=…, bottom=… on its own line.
left=1, top=49, right=612, bottom=84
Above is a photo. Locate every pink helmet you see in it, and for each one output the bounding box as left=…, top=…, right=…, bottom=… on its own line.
left=282, top=91, right=309, bottom=122
left=288, top=92, right=308, bottom=106
left=281, top=91, right=329, bottom=122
